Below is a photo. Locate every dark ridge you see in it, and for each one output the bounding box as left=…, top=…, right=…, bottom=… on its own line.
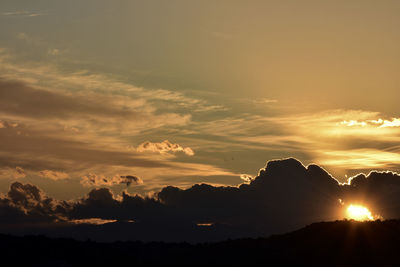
left=1, top=219, right=400, bottom=266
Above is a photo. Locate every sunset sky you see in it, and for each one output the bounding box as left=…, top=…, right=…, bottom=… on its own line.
left=1, top=0, right=400, bottom=201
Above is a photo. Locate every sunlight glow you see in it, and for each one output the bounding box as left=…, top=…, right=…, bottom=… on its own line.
left=346, top=205, right=374, bottom=221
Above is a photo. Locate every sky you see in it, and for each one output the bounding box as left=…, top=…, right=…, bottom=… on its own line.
left=1, top=0, right=400, bottom=204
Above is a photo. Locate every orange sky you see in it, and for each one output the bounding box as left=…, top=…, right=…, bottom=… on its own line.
left=1, top=0, right=400, bottom=199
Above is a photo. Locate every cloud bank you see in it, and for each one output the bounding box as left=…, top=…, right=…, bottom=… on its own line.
left=0, top=158, right=399, bottom=242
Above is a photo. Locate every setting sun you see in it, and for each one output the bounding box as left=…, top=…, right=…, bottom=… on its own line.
left=346, top=204, right=374, bottom=221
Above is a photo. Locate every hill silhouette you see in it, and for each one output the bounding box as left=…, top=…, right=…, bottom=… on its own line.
left=1, top=219, right=400, bottom=266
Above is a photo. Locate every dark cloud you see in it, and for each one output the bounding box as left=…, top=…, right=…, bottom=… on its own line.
left=341, top=171, right=400, bottom=219
left=157, top=158, right=342, bottom=231
left=120, top=175, right=142, bottom=186
left=69, top=188, right=164, bottom=222
left=1, top=158, right=400, bottom=242
left=80, top=174, right=142, bottom=187
left=0, top=182, right=69, bottom=224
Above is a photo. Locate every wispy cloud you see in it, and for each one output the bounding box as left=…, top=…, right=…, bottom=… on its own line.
left=187, top=109, right=400, bottom=177
left=2, top=11, right=45, bottom=18
left=252, top=98, right=278, bottom=104
left=38, top=170, right=69, bottom=180
left=0, top=50, right=236, bottom=192
left=0, top=49, right=225, bottom=114
left=255, top=110, right=400, bottom=173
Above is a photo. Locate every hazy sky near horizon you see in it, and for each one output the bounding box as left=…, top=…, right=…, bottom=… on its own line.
left=1, top=0, right=400, bottom=199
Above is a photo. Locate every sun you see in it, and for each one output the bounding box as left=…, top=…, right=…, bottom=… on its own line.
left=346, top=204, right=374, bottom=221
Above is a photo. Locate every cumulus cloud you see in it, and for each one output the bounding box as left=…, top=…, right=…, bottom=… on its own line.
left=341, top=170, right=400, bottom=219
left=1, top=158, right=400, bottom=242
left=38, top=170, right=69, bottom=180
left=239, top=174, right=254, bottom=183
left=0, top=166, right=26, bottom=179
left=70, top=159, right=400, bottom=238
left=0, top=182, right=69, bottom=224
left=80, top=174, right=143, bottom=187
left=66, top=159, right=345, bottom=234
left=136, top=140, right=195, bottom=156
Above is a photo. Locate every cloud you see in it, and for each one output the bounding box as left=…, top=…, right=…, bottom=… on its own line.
left=120, top=175, right=143, bottom=186
left=136, top=140, right=195, bottom=156
left=1, top=158, right=400, bottom=242
left=47, top=48, right=60, bottom=56
left=0, top=120, right=18, bottom=129
left=66, top=159, right=345, bottom=234
left=318, top=149, right=400, bottom=169
left=69, top=218, right=117, bottom=225
left=38, top=170, right=69, bottom=180
left=339, top=170, right=400, bottom=220
left=0, top=78, right=229, bottom=187
left=0, top=56, right=234, bottom=187
left=0, top=116, right=235, bottom=192
left=2, top=11, right=45, bottom=17
left=0, top=51, right=224, bottom=114
left=0, top=182, right=69, bottom=224
left=80, top=174, right=143, bottom=187
left=201, top=109, right=400, bottom=178
left=0, top=167, right=26, bottom=179
left=68, top=158, right=400, bottom=234
left=253, top=98, right=278, bottom=104
left=380, top=118, right=400, bottom=128
left=341, top=118, right=400, bottom=128
left=0, top=79, right=160, bottom=122
left=2, top=72, right=398, bottom=187
left=239, top=174, right=254, bottom=183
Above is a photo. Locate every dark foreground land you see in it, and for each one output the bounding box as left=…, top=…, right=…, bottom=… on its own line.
left=1, top=220, right=400, bottom=266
